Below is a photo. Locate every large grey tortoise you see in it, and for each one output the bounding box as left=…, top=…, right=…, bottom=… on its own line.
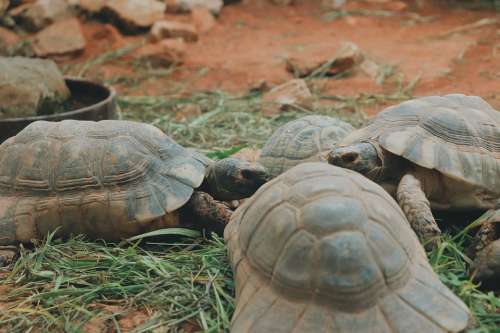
left=225, top=162, right=471, bottom=333
left=0, top=120, right=269, bottom=251
left=327, top=94, right=500, bottom=249
left=258, top=115, right=354, bottom=178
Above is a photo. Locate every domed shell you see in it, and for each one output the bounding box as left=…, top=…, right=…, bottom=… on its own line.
left=0, top=120, right=207, bottom=240
left=340, top=94, right=500, bottom=194
left=259, top=115, right=354, bottom=178
left=225, top=162, right=470, bottom=333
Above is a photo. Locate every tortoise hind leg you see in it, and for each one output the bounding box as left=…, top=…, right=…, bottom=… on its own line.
left=471, top=239, right=500, bottom=285
left=397, top=173, right=441, bottom=249
left=181, top=191, right=233, bottom=236
left=0, top=196, right=38, bottom=245
left=469, top=207, right=500, bottom=284
left=466, top=208, right=500, bottom=258
left=0, top=197, right=38, bottom=267
left=0, top=246, right=18, bottom=267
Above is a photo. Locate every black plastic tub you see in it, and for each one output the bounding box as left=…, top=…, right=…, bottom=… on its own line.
left=0, top=77, right=117, bottom=144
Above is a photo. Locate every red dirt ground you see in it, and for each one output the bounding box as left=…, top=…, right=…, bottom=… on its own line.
left=66, top=0, right=499, bottom=113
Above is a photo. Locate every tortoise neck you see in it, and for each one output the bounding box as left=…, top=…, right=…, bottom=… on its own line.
left=365, top=143, right=401, bottom=183
left=198, top=164, right=224, bottom=199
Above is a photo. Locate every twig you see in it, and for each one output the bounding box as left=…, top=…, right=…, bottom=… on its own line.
left=431, top=18, right=499, bottom=40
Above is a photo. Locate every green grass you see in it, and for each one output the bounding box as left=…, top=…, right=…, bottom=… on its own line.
left=1, top=233, right=234, bottom=332
left=1, top=80, right=500, bottom=332
left=428, top=228, right=500, bottom=332
left=1, top=222, right=500, bottom=332
left=118, top=77, right=419, bottom=152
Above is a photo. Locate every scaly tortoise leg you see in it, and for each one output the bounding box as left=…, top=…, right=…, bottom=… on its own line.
left=470, top=207, right=500, bottom=283
left=0, top=245, right=18, bottom=267
left=397, top=173, right=441, bottom=249
left=466, top=208, right=500, bottom=259
left=181, top=191, right=233, bottom=236
left=471, top=239, right=500, bottom=284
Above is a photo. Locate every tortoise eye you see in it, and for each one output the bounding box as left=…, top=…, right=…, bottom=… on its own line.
left=241, top=169, right=253, bottom=179
left=342, top=152, right=359, bottom=163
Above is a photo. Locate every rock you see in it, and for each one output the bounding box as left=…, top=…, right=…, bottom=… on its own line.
left=286, top=57, right=322, bottom=78
left=76, top=0, right=106, bottom=12
left=262, top=79, right=313, bottom=116
left=384, top=1, right=408, bottom=11
left=90, top=23, right=124, bottom=47
left=32, top=18, right=86, bottom=58
left=150, top=20, right=198, bottom=42
left=359, top=59, right=380, bottom=79
left=334, top=41, right=364, bottom=69
left=134, top=39, right=186, bottom=67
left=249, top=79, right=270, bottom=93
left=321, top=0, right=345, bottom=9
left=286, top=41, right=364, bottom=78
left=0, top=26, right=20, bottom=55
left=0, top=56, right=70, bottom=119
left=165, top=0, right=223, bottom=16
left=191, top=6, right=216, bottom=34
left=102, top=0, right=166, bottom=33
left=270, top=0, right=293, bottom=5
left=9, top=0, right=73, bottom=32
left=0, top=0, right=9, bottom=16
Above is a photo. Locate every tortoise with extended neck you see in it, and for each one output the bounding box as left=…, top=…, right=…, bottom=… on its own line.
left=0, top=120, right=269, bottom=256
left=327, top=94, right=500, bottom=248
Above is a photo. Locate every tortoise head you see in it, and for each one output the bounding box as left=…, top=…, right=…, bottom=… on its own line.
left=327, top=142, right=385, bottom=181
left=206, top=157, right=270, bottom=201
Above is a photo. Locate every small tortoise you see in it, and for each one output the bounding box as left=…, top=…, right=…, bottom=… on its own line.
left=0, top=120, right=269, bottom=249
left=258, top=115, right=354, bottom=178
left=225, top=162, right=471, bottom=332
left=327, top=94, right=500, bottom=248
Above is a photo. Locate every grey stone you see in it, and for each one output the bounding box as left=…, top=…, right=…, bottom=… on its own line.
left=166, top=0, right=223, bottom=16
left=9, top=0, right=73, bottom=32
left=0, top=0, right=9, bottom=16
left=32, top=18, right=86, bottom=58
left=0, top=57, right=71, bottom=119
left=102, top=0, right=166, bottom=33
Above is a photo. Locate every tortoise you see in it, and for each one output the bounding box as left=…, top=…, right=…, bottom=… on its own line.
left=225, top=162, right=471, bottom=332
left=0, top=120, right=269, bottom=252
left=258, top=115, right=354, bottom=178
left=327, top=94, right=500, bottom=248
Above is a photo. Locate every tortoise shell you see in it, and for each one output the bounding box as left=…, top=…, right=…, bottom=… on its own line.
left=225, top=162, right=470, bottom=332
left=0, top=120, right=207, bottom=242
left=340, top=94, right=500, bottom=194
left=259, top=115, right=354, bottom=178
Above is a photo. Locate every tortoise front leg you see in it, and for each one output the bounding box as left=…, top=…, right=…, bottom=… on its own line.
left=181, top=191, right=233, bottom=236
left=397, top=173, right=441, bottom=249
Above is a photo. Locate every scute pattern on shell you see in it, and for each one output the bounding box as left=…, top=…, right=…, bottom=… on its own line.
left=225, top=162, right=471, bottom=333
left=259, top=115, right=354, bottom=178
left=0, top=120, right=206, bottom=243
left=341, top=94, right=500, bottom=194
